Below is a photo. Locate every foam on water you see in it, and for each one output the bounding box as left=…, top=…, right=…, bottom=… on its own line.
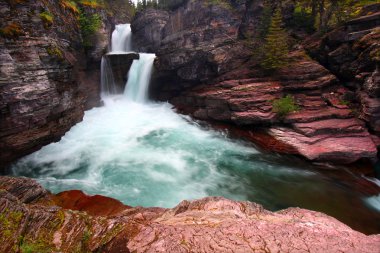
left=11, top=97, right=257, bottom=207
left=9, top=23, right=380, bottom=233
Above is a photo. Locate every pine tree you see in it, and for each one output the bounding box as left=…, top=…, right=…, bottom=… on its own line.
left=261, top=8, right=289, bottom=70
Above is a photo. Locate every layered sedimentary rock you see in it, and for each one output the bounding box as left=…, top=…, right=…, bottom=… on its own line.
left=171, top=52, right=377, bottom=163
left=132, top=0, right=255, bottom=99
left=306, top=9, right=380, bottom=135
left=131, top=1, right=379, bottom=163
left=0, top=0, right=113, bottom=168
left=0, top=176, right=379, bottom=253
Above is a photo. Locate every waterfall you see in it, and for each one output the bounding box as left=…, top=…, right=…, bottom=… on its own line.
left=111, top=24, right=132, bottom=53
left=101, top=23, right=134, bottom=95
left=125, top=53, right=156, bottom=103
left=100, top=56, right=117, bottom=95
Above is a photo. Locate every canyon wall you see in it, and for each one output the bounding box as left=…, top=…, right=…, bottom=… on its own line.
left=131, top=0, right=380, bottom=164
left=0, top=0, right=114, bottom=169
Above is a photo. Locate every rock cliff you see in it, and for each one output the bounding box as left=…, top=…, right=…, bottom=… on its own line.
left=0, top=176, right=379, bottom=253
left=131, top=0, right=379, bottom=164
left=0, top=0, right=114, bottom=169
left=306, top=10, right=380, bottom=136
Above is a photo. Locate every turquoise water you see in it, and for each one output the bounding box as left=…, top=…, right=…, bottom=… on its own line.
left=10, top=95, right=380, bottom=234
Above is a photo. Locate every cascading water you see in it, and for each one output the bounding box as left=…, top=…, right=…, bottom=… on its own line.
left=125, top=53, right=155, bottom=103
left=100, top=57, right=117, bottom=95
left=9, top=24, right=380, bottom=234
left=101, top=23, right=135, bottom=95
left=111, top=24, right=132, bottom=53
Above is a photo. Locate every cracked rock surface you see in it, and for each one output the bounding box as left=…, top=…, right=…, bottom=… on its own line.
left=0, top=176, right=379, bottom=253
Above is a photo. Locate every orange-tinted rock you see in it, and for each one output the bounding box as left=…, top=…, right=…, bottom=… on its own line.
left=54, top=190, right=130, bottom=216
left=1, top=177, right=380, bottom=253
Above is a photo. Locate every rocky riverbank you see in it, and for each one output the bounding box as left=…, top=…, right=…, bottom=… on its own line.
left=0, top=176, right=379, bottom=253
left=131, top=0, right=380, bottom=164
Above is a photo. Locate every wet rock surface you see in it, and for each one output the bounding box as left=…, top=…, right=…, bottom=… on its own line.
left=131, top=1, right=379, bottom=164
left=0, top=176, right=379, bottom=253
left=104, top=53, right=140, bottom=93
left=171, top=51, right=377, bottom=164
left=0, top=0, right=113, bottom=169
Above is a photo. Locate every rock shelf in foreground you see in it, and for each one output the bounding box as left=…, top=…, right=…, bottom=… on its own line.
left=0, top=176, right=379, bottom=253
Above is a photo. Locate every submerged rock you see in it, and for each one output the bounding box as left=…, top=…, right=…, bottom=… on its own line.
left=0, top=176, right=379, bottom=253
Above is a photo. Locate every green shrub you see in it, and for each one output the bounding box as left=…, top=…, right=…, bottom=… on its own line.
left=79, top=12, right=102, bottom=48
left=272, top=95, right=299, bottom=117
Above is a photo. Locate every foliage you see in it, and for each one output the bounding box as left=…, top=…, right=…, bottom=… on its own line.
left=135, top=0, right=187, bottom=11
left=102, top=0, right=136, bottom=20
left=79, top=12, right=102, bottom=48
left=205, top=0, right=233, bottom=10
left=272, top=95, right=299, bottom=117
left=258, top=1, right=272, bottom=39
left=40, top=11, right=54, bottom=27
left=261, top=8, right=289, bottom=70
left=60, top=0, right=80, bottom=13
left=47, top=45, right=64, bottom=60
left=290, top=0, right=379, bottom=33
left=0, top=208, right=24, bottom=248
left=78, top=0, right=103, bottom=8
left=0, top=23, right=23, bottom=38
left=19, top=239, right=54, bottom=253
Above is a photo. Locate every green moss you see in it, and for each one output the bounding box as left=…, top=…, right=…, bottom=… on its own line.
left=100, top=223, right=123, bottom=247
left=0, top=208, right=24, bottom=239
left=47, top=45, right=64, bottom=60
left=339, top=100, right=350, bottom=106
left=40, top=11, right=54, bottom=27
left=272, top=95, right=299, bottom=117
left=19, top=239, right=54, bottom=253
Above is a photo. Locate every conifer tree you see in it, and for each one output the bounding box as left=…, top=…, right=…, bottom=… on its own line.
left=261, top=8, right=289, bottom=70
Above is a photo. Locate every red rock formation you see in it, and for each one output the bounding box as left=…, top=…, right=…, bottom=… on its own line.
left=0, top=0, right=113, bottom=169
left=132, top=1, right=379, bottom=164
left=306, top=13, right=380, bottom=136
left=0, top=176, right=379, bottom=253
left=54, top=190, right=130, bottom=217
left=170, top=51, right=377, bottom=164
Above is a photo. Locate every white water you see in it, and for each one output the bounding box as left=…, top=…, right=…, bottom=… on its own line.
left=111, top=24, right=132, bottom=53
left=9, top=24, right=380, bottom=233
left=125, top=53, right=155, bottom=103
left=100, top=57, right=117, bottom=95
